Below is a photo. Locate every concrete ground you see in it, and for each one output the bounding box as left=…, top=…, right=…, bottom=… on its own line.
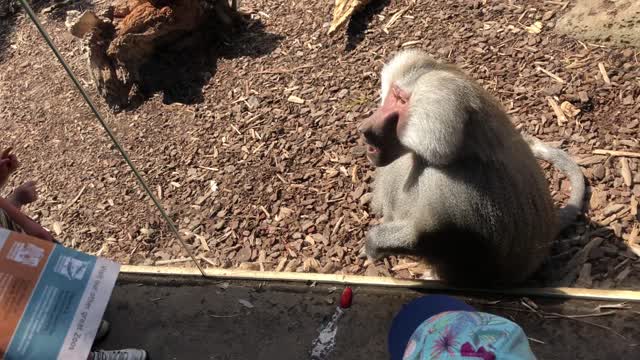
left=97, top=274, right=639, bottom=360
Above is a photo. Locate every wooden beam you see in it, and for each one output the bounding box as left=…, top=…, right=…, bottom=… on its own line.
left=120, top=265, right=640, bottom=303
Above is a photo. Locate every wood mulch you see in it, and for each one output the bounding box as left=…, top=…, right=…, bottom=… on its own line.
left=0, top=0, right=638, bottom=289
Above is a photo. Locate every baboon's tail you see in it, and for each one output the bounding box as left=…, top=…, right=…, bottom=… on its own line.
left=524, top=135, right=586, bottom=230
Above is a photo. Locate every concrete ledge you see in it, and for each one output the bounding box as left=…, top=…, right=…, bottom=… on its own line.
left=104, top=274, right=639, bottom=359
left=121, top=265, right=640, bottom=302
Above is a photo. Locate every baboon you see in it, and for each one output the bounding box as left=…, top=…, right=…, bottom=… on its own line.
left=358, top=49, right=585, bottom=286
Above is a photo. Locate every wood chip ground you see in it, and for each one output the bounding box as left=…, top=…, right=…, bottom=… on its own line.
left=1, top=0, right=639, bottom=289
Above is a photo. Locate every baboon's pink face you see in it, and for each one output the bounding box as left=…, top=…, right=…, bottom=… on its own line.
left=358, top=84, right=410, bottom=167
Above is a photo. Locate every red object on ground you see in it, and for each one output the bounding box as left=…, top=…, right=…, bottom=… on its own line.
left=339, top=287, right=353, bottom=309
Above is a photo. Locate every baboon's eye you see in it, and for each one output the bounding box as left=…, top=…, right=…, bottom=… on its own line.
left=392, top=85, right=409, bottom=105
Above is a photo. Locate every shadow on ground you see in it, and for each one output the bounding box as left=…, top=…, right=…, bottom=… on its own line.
left=527, top=182, right=638, bottom=290
left=134, top=18, right=283, bottom=108
left=344, top=0, right=390, bottom=52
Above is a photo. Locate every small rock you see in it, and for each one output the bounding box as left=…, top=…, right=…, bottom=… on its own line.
left=592, top=164, right=606, bottom=180
left=542, top=83, right=564, bottom=96
left=589, top=188, right=607, bottom=209
left=316, top=214, right=329, bottom=224
left=214, top=220, right=225, bottom=230
left=603, top=203, right=625, bottom=217
left=236, top=246, right=252, bottom=263
left=246, top=96, right=260, bottom=109
left=238, top=299, right=254, bottom=309
left=310, top=233, right=329, bottom=246
left=365, top=265, right=381, bottom=277
left=578, top=91, right=589, bottom=103
left=622, top=49, right=635, bottom=58
left=359, top=193, right=373, bottom=206
left=623, top=96, right=635, bottom=105
left=542, top=10, right=555, bottom=21
left=301, top=220, right=315, bottom=232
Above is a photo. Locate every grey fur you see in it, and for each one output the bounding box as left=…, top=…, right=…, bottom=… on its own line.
left=361, top=50, right=586, bottom=286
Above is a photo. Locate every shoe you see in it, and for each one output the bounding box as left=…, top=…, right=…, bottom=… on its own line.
left=90, top=349, right=147, bottom=360
left=95, top=320, right=110, bottom=342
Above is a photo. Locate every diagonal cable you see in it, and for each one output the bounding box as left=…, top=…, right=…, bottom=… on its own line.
left=17, top=0, right=207, bottom=277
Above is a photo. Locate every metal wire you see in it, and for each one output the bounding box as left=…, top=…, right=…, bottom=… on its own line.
left=17, top=0, right=207, bottom=277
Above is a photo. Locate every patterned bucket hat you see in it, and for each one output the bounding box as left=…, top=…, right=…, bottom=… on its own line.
left=388, top=295, right=537, bottom=360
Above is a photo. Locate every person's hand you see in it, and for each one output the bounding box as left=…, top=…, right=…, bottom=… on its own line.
left=21, top=220, right=56, bottom=242
left=0, top=148, right=19, bottom=187
left=10, top=181, right=38, bottom=207
left=0, top=196, right=57, bottom=243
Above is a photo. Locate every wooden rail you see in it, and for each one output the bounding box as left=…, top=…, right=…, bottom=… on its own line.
left=121, top=265, right=640, bottom=302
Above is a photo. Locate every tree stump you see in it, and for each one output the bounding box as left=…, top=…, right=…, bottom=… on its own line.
left=328, top=0, right=373, bottom=35
left=66, top=0, right=242, bottom=110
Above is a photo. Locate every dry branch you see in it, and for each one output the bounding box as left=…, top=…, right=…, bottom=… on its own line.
left=547, top=97, right=568, bottom=125
left=598, top=62, right=611, bottom=84
left=537, top=66, right=565, bottom=83
left=593, top=149, right=640, bottom=158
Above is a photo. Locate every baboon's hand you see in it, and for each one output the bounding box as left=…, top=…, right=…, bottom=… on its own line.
left=360, top=226, right=385, bottom=261
left=362, top=220, right=418, bottom=261
left=357, top=245, right=378, bottom=261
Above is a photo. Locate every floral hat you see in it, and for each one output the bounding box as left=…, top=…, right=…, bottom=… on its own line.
left=388, top=295, right=537, bottom=360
